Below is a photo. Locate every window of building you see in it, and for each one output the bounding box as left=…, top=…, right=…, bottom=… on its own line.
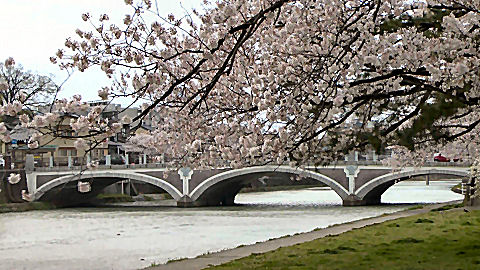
left=58, top=149, right=77, bottom=157
left=59, top=149, right=68, bottom=156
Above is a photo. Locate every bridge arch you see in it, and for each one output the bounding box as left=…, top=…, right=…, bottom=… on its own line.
left=188, top=165, right=349, bottom=206
left=33, top=171, right=183, bottom=201
left=355, top=168, right=468, bottom=203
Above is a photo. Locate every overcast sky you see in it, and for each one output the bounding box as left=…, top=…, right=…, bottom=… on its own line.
left=0, top=0, right=201, bottom=103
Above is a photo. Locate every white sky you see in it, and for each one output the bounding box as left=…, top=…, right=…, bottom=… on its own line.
left=0, top=0, right=202, bottom=103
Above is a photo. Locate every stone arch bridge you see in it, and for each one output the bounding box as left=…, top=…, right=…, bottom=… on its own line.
left=25, top=162, right=469, bottom=207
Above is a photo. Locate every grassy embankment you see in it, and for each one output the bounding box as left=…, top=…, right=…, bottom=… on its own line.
left=208, top=206, right=480, bottom=270
left=96, top=193, right=134, bottom=203
left=0, top=202, right=56, bottom=213
left=451, top=183, right=463, bottom=194
left=0, top=194, right=134, bottom=213
left=1, top=186, right=319, bottom=212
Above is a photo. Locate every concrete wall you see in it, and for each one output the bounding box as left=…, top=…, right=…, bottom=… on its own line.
left=355, top=169, right=391, bottom=190
left=313, top=168, right=349, bottom=191
left=138, top=171, right=183, bottom=192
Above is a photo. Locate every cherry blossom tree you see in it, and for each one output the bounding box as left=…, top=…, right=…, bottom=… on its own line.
left=0, top=58, right=58, bottom=119
left=0, top=58, right=61, bottom=148
left=3, top=0, right=480, bottom=170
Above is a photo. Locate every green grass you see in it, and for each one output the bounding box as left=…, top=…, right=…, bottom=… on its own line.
left=430, top=203, right=463, bottom=212
left=143, top=195, right=155, bottom=201
left=0, top=202, right=56, bottom=213
left=96, top=193, right=134, bottom=203
left=451, top=183, right=463, bottom=194
left=207, top=209, right=480, bottom=270
left=161, top=193, right=173, bottom=200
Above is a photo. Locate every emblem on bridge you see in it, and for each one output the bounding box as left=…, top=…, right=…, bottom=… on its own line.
left=77, top=181, right=92, bottom=193
left=344, top=165, right=360, bottom=194
left=178, top=167, right=193, bottom=196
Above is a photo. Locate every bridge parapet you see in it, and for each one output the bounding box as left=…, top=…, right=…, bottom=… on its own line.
left=29, top=159, right=472, bottom=172
left=31, top=162, right=170, bottom=172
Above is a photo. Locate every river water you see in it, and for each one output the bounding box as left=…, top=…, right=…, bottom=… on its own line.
left=0, top=180, right=462, bottom=270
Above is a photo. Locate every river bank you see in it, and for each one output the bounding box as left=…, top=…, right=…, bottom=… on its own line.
left=147, top=201, right=473, bottom=270
left=0, top=185, right=322, bottom=214
left=0, top=201, right=56, bottom=213
left=0, top=194, right=133, bottom=214
left=451, top=182, right=463, bottom=194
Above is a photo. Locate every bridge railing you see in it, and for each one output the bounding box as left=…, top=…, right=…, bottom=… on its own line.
left=31, top=162, right=171, bottom=172
left=29, top=161, right=472, bottom=173
left=331, top=160, right=471, bottom=167
left=25, top=152, right=472, bottom=172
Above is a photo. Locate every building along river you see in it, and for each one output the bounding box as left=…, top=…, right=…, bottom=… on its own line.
left=0, top=180, right=463, bottom=270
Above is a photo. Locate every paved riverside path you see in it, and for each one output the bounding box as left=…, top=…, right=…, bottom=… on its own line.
left=146, top=201, right=468, bottom=270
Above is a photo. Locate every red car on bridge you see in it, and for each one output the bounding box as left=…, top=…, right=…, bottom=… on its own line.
left=433, top=153, right=450, bottom=162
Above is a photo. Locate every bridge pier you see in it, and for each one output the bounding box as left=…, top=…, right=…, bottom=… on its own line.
left=342, top=195, right=381, bottom=206
left=176, top=196, right=195, bottom=208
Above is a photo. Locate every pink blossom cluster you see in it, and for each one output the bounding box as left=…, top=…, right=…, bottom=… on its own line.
left=0, top=101, right=23, bottom=117
left=4, top=57, right=15, bottom=67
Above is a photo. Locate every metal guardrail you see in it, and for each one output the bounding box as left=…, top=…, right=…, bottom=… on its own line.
left=330, top=160, right=471, bottom=167
left=32, top=162, right=169, bottom=172
left=30, top=160, right=472, bottom=172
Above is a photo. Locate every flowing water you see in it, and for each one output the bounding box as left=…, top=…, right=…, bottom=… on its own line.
left=0, top=180, right=463, bottom=270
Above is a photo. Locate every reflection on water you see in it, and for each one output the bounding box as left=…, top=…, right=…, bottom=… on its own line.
left=0, top=181, right=462, bottom=270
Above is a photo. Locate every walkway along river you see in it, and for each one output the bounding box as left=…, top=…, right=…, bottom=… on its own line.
left=0, top=181, right=463, bottom=270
